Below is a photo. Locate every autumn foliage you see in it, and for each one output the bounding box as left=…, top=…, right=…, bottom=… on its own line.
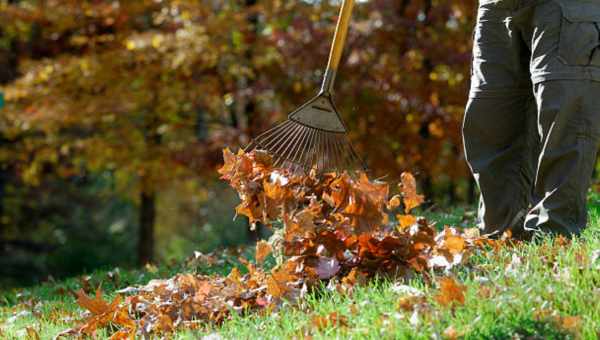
left=60, top=149, right=497, bottom=337
left=1, top=0, right=483, bottom=270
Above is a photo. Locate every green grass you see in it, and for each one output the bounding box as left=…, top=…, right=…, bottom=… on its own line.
left=2, top=199, right=600, bottom=339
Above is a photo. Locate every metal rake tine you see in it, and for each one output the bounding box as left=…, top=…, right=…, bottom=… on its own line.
left=271, top=126, right=296, bottom=167
left=332, top=134, right=345, bottom=172
left=328, top=133, right=337, bottom=172
left=340, top=139, right=354, bottom=171
left=317, top=131, right=325, bottom=172
left=298, top=128, right=315, bottom=171
left=277, top=123, right=305, bottom=166
left=327, top=133, right=337, bottom=172
left=322, top=132, right=331, bottom=172
left=245, top=139, right=258, bottom=152
left=340, top=137, right=355, bottom=171
left=328, top=134, right=339, bottom=172
left=322, top=133, right=330, bottom=172
left=259, top=120, right=295, bottom=149
left=309, top=130, right=318, bottom=172
left=251, top=120, right=290, bottom=148
left=302, top=128, right=317, bottom=171
left=290, top=126, right=310, bottom=166
left=268, top=122, right=299, bottom=157
left=274, top=123, right=306, bottom=167
left=322, top=134, right=329, bottom=172
left=346, top=135, right=364, bottom=170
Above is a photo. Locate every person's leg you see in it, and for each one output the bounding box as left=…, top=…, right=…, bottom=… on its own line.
left=463, top=0, right=537, bottom=236
left=520, top=0, right=600, bottom=236
left=525, top=81, right=600, bottom=236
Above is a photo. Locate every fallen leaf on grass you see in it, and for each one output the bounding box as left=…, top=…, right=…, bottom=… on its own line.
left=61, top=289, right=135, bottom=339
left=444, top=235, right=466, bottom=254
left=312, top=312, right=348, bottom=330
left=560, top=315, right=582, bottom=333
left=397, top=295, right=427, bottom=312
left=76, top=289, right=119, bottom=316
left=58, top=149, right=499, bottom=338
left=26, top=326, right=40, bottom=340
left=443, top=325, right=460, bottom=339
left=534, top=308, right=583, bottom=336
left=316, top=257, right=341, bottom=279
left=435, top=277, right=465, bottom=307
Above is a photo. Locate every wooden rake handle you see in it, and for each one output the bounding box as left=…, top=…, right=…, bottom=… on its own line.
left=328, top=0, right=355, bottom=71
left=321, top=0, right=355, bottom=94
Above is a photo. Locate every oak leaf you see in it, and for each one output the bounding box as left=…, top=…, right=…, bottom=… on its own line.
left=400, top=172, right=424, bottom=213
left=76, top=288, right=120, bottom=316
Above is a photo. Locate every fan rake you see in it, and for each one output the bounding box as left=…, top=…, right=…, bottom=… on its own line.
left=246, top=0, right=364, bottom=173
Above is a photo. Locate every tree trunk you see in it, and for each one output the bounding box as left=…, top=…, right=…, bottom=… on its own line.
left=138, top=188, right=156, bottom=265
left=0, top=24, right=19, bottom=240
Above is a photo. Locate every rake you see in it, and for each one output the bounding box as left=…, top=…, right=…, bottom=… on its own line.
left=246, top=0, right=364, bottom=173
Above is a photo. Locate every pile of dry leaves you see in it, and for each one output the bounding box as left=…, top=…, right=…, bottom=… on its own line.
left=58, top=149, right=499, bottom=339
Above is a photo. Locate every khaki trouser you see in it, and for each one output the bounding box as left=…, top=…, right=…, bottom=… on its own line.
left=463, top=0, right=600, bottom=237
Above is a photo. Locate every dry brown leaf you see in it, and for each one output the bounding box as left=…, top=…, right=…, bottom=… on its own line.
left=312, top=312, right=348, bottom=330
left=60, top=149, right=499, bottom=338
left=255, top=240, right=272, bottom=264
left=435, top=277, right=466, bottom=307
left=266, top=275, right=286, bottom=299
left=400, top=172, right=425, bottom=213
left=26, top=326, right=40, bottom=340
left=445, top=235, right=466, bottom=254
left=109, top=328, right=135, bottom=340
left=315, top=257, right=341, bottom=279
left=443, top=325, right=459, bottom=339
left=396, top=295, right=426, bottom=312
left=560, top=315, right=582, bottom=333
left=76, top=289, right=119, bottom=316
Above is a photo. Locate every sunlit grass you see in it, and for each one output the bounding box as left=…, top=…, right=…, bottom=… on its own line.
left=1, top=198, right=599, bottom=339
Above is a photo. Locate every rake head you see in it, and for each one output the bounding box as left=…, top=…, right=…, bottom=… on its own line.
left=246, top=93, right=364, bottom=173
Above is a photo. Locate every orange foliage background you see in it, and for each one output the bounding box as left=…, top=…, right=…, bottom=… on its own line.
left=0, top=0, right=479, bottom=279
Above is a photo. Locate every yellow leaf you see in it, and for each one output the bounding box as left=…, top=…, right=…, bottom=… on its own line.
left=397, top=214, right=417, bottom=230
left=445, top=235, right=466, bottom=254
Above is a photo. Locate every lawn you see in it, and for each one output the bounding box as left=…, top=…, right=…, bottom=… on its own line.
left=1, top=197, right=599, bottom=339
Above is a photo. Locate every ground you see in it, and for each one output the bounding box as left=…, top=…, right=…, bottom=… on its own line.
left=1, top=196, right=599, bottom=339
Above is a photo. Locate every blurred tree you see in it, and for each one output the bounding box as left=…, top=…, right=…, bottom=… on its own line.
left=253, top=0, right=476, bottom=198
left=0, top=173, right=138, bottom=287
left=0, top=0, right=254, bottom=264
left=0, top=0, right=479, bottom=272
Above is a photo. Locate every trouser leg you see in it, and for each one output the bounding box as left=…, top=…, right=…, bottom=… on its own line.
left=525, top=80, right=600, bottom=236
left=464, top=95, right=538, bottom=235
left=463, top=0, right=538, bottom=236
